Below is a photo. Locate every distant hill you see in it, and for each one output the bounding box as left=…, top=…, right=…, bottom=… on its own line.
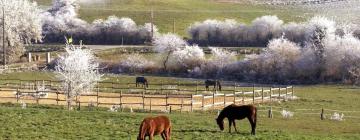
left=35, top=0, right=308, bottom=37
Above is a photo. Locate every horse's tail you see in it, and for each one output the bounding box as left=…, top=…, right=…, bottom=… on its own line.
left=138, top=120, right=146, bottom=140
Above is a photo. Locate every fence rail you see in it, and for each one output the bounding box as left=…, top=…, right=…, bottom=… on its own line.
left=0, top=79, right=294, bottom=112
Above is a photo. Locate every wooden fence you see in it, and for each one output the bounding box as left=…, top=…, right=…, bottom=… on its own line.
left=0, top=79, right=294, bottom=112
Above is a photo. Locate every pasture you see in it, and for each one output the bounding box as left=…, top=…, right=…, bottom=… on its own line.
left=0, top=84, right=359, bottom=139
left=0, top=72, right=359, bottom=139
left=34, top=0, right=308, bottom=37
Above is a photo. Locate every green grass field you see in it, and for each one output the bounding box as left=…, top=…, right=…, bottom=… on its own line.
left=34, top=0, right=309, bottom=37
left=0, top=83, right=359, bottom=139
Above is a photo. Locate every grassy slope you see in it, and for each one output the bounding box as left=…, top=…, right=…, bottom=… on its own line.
left=34, top=0, right=308, bottom=37
left=0, top=84, right=359, bottom=139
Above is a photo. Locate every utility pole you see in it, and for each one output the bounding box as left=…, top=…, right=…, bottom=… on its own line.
left=173, top=19, right=175, bottom=33
left=150, top=7, right=154, bottom=39
left=149, top=0, right=154, bottom=39
left=2, top=5, right=5, bottom=66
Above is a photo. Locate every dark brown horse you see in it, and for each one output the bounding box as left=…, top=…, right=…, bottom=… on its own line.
left=136, top=77, right=149, bottom=88
left=216, top=104, right=257, bottom=135
left=205, top=80, right=221, bottom=91
left=138, top=115, right=171, bottom=140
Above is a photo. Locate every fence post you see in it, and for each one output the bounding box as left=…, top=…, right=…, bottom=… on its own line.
left=285, top=86, right=288, bottom=101
left=46, top=52, right=51, bottom=64
left=223, top=93, right=226, bottom=108
left=261, top=87, right=264, bottom=103
left=16, top=88, right=19, bottom=103
left=56, top=92, right=59, bottom=105
left=190, top=94, right=193, bottom=112
left=78, top=101, right=81, bottom=111
left=233, top=83, right=236, bottom=104
left=321, top=108, right=325, bottom=120
left=212, top=91, right=215, bottom=110
left=278, top=87, right=281, bottom=101
left=142, top=91, right=145, bottom=110
left=119, top=90, right=122, bottom=110
left=202, top=94, right=205, bottom=111
left=242, top=91, right=245, bottom=104
left=97, top=86, right=99, bottom=107
left=180, top=97, right=183, bottom=113
left=252, top=84, right=255, bottom=104
left=111, top=82, right=114, bottom=93
left=270, top=87, right=272, bottom=102
left=268, top=107, right=273, bottom=118
left=292, top=86, right=294, bottom=99
left=149, top=98, right=152, bottom=112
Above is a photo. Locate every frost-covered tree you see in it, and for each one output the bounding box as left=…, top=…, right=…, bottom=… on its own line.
left=55, top=39, right=102, bottom=110
left=0, top=0, right=42, bottom=64
left=168, top=45, right=205, bottom=71
left=153, top=33, right=187, bottom=71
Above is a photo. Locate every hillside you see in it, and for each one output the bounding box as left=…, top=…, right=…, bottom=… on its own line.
left=34, top=0, right=307, bottom=37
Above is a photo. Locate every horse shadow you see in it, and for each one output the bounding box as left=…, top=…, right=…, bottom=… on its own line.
left=173, top=129, right=218, bottom=133
left=173, top=129, right=254, bottom=136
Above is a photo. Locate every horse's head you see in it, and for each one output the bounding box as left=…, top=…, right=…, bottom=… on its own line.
left=137, top=136, right=145, bottom=140
left=215, top=118, right=224, bottom=131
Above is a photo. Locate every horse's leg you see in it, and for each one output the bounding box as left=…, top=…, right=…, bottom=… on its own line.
left=247, top=117, right=255, bottom=135
left=228, top=118, right=232, bottom=133
left=149, top=133, right=154, bottom=140
left=161, top=132, right=166, bottom=140
left=166, top=127, right=171, bottom=140
left=232, top=120, right=238, bottom=133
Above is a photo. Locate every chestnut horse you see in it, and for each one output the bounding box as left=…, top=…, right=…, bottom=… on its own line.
left=205, top=80, right=221, bottom=91
left=137, top=115, right=171, bottom=140
left=216, top=104, right=257, bottom=135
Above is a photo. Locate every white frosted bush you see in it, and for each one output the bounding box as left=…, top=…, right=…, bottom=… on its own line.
left=42, top=0, right=156, bottom=44
left=330, top=112, right=344, bottom=121
left=201, top=48, right=237, bottom=77
left=108, top=105, right=120, bottom=112
left=119, top=53, right=156, bottom=73
left=281, top=110, right=294, bottom=118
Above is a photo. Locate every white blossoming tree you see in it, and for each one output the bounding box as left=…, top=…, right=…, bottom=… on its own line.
left=0, top=0, right=42, bottom=64
left=55, top=39, right=102, bottom=110
left=153, top=33, right=187, bottom=71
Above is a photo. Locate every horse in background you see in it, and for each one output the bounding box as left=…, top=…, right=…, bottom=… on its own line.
left=136, top=77, right=148, bottom=88
left=137, top=115, right=171, bottom=140
left=216, top=104, right=257, bottom=135
left=205, top=80, right=221, bottom=91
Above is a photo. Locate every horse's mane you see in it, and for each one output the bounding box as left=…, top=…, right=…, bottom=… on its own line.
left=218, top=104, right=236, bottom=120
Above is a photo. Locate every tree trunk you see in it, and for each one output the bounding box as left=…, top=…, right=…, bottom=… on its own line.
left=163, top=51, right=172, bottom=71
left=67, top=82, right=72, bottom=111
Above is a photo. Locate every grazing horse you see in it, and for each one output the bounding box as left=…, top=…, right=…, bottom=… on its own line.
left=205, top=80, right=221, bottom=91
left=138, top=115, right=171, bottom=140
left=136, top=77, right=149, bottom=88
left=216, top=104, right=257, bottom=135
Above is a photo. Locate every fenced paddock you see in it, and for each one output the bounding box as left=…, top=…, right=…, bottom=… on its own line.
left=0, top=79, right=294, bottom=112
